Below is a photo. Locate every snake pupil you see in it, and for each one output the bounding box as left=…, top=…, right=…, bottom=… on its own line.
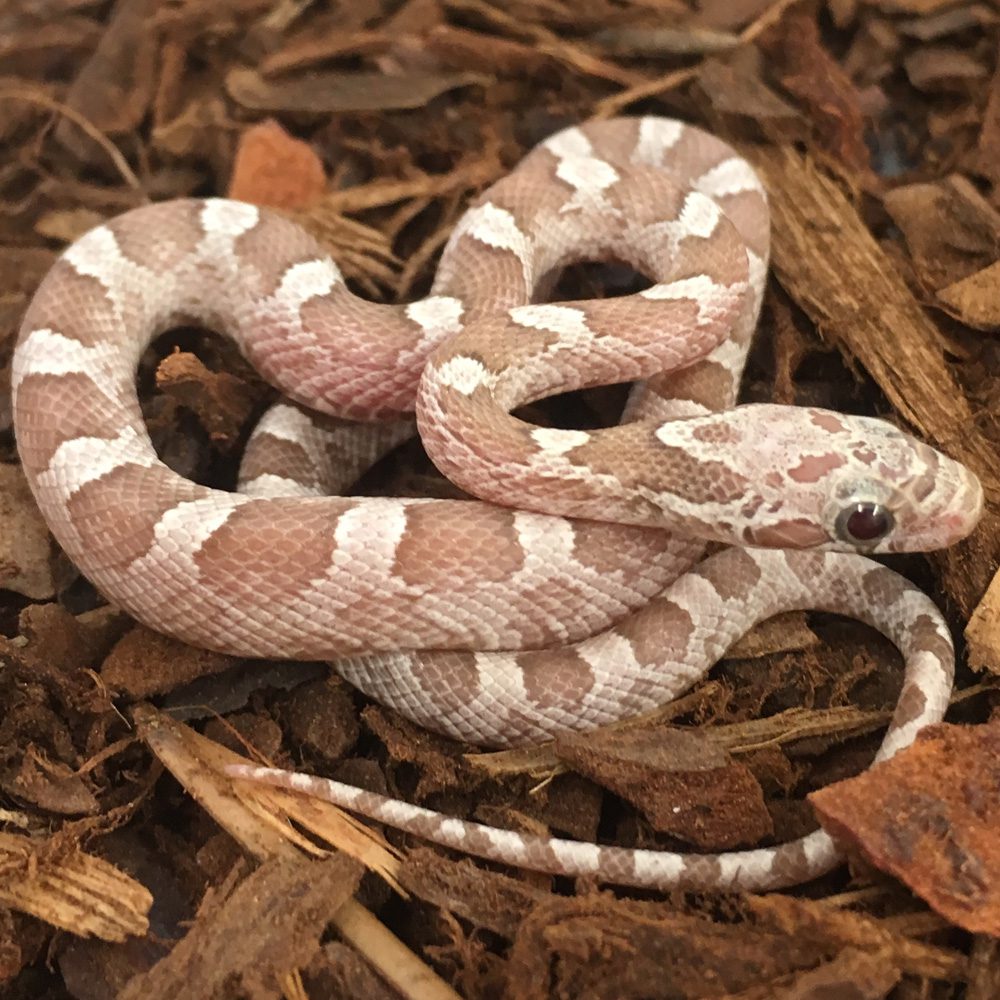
left=838, top=503, right=893, bottom=544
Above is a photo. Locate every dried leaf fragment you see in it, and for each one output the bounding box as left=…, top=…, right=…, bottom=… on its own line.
left=810, top=720, right=1000, bottom=935
left=11, top=749, right=100, bottom=815
left=225, top=66, right=489, bottom=113
left=881, top=176, right=1000, bottom=329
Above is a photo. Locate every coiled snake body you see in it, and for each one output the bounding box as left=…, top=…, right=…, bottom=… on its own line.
left=13, top=118, right=982, bottom=890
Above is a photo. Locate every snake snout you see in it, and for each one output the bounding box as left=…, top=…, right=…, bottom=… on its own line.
left=942, top=465, right=984, bottom=540
left=902, top=458, right=983, bottom=550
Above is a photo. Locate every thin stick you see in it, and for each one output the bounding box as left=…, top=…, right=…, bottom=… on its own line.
left=592, top=0, right=803, bottom=118
left=0, top=85, right=145, bottom=194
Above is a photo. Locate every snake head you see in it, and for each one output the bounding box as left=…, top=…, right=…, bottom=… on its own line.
left=707, top=406, right=983, bottom=554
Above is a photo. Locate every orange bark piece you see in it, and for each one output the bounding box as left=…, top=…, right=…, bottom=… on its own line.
left=810, top=720, right=1000, bottom=935
left=227, top=118, right=326, bottom=210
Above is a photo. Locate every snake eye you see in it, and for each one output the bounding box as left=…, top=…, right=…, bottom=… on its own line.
left=834, top=502, right=894, bottom=546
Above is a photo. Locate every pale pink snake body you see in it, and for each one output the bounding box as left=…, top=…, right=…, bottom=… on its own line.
left=12, top=117, right=983, bottom=891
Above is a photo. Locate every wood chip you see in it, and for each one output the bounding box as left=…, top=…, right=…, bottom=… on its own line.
left=225, top=66, right=490, bottom=113
left=810, top=720, right=1000, bottom=936
left=155, top=350, right=261, bottom=449
left=905, top=46, right=989, bottom=91
left=0, top=831, right=151, bottom=942
left=937, top=260, right=1000, bottom=331
left=554, top=726, right=773, bottom=848
left=227, top=118, right=327, bottom=209
left=116, top=853, right=366, bottom=1000
left=53, top=0, right=159, bottom=158
left=0, top=463, right=55, bottom=599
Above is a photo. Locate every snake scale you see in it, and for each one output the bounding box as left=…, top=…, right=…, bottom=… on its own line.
left=12, top=117, right=983, bottom=890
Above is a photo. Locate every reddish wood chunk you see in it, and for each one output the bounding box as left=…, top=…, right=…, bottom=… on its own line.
left=811, top=720, right=1000, bottom=935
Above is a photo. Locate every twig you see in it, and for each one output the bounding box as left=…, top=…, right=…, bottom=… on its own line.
left=592, top=0, right=803, bottom=118
left=445, top=0, right=643, bottom=86
left=0, top=84, right=145, bottom=194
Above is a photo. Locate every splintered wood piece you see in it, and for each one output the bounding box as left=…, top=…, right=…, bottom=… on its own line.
left=0, top=831, right=151, bottom=941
